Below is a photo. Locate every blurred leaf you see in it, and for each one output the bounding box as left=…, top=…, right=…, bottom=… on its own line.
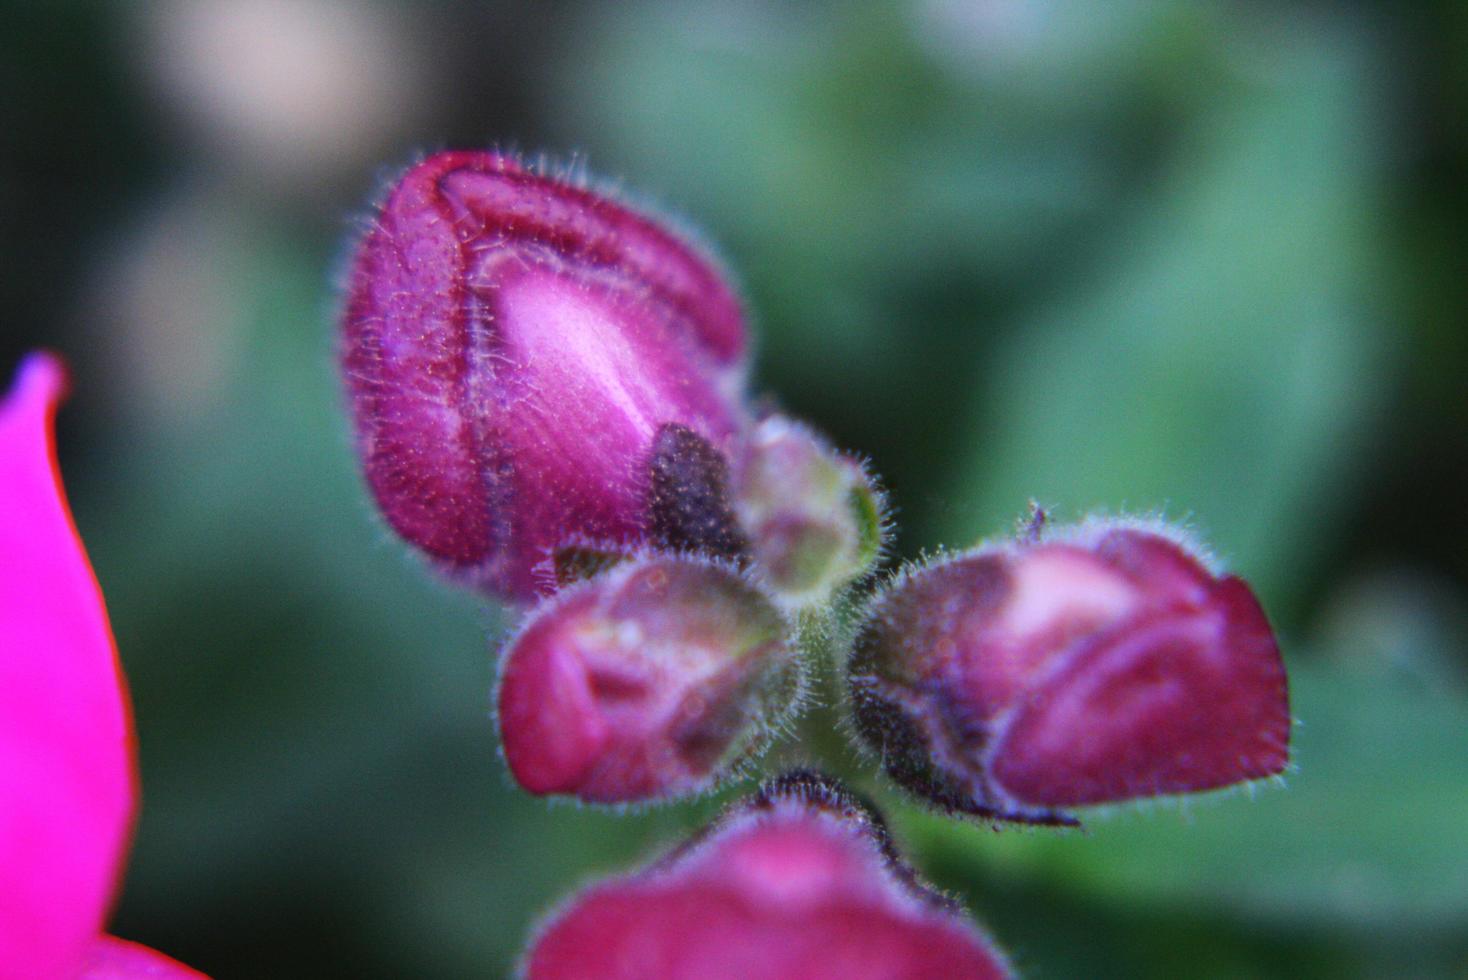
left=550, top=0, right=1211, bottom=379
left=941, top=25, right=1392, bottom=606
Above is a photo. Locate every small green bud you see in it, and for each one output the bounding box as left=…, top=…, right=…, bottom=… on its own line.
left=733, top=416, right=886, bottom=608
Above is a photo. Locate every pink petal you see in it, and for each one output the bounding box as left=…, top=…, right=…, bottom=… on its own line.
left=0, top=353, right=138, bottom=979
left=526, top=775, right=1010, bottom=978
left=991, top=595, right=1289, bottom=805
left=340, top=152, right=750, bottom=602
left=498, top=556, right=798, bottom=804
left=849, top=520, right=1290, bottom=823
left=81, top=936, right=206, bottom=979
left=498, top=593, right=610, bottom=795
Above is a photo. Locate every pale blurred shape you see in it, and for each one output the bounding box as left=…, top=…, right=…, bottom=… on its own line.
left=138, top=0, right=427, bottom=185
left=84, top=189, right=251, bottom=426
left=912, top=0, right=1052, bottom=71
left=1315, top=568, right=1468, bottom=694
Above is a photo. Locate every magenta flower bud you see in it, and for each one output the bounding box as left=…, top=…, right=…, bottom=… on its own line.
left=733, top=416, right=886, bottom=607
left=496, top=555, right=800, bottom=804
left=849, top=519, right=1291, bottom=824
left=340, top=151, right=750, bottom=602
left=522, top=771, right=1011, bottom=979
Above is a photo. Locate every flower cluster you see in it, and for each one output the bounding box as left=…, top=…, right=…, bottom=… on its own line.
left=341, top=151, right=886, bottom=806
left=336, top=151, right=1294, bottom=975
left=0, top=146, right=1296, bottom=977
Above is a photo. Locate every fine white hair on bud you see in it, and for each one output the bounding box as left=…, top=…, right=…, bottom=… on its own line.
left=496, top=554, right=802, bottom=805
left=848, top=516, right=1290, bottom=825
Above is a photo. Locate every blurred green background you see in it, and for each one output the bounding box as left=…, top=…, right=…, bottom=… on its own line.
left=4, top=1, right=1467, bottom=976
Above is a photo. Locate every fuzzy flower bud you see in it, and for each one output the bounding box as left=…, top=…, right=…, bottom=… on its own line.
left=522, top=771, right=1011, bottom=979
left=849, top=518, right=1291, bottom=824
left=733, top=416, right=885, bottom=607
left=340, top=151, right=749, bottom=603
left=496, top=555, right=799, bottom=804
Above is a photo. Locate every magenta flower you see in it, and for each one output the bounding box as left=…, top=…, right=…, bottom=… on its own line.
left=0, top=354, right=204, bottom=979
left=497, top=555, right=799, bottom=804
left=340, top=151, right=750, bottom=603
left=523, top=771, right=1011, bottom=979
left=330, top=148, right=1297, bottom=972
left=849, top=519, right=1291, bottom=825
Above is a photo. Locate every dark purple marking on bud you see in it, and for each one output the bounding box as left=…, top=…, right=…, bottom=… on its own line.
left=521, top=770, right=1012, bottom=979
left=339, top=151, right=749, bottom=603
left=550, top=543, right=630, bottom=589
left=647, top=423, right=748, bottom=562
left=849, top=519, right=1291, bottom=825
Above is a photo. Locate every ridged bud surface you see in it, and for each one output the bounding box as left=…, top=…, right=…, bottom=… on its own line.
left=849, top=520, right=1291, bottom=824
left=734, top=416, right=885, bottom=607
left=497, top=556, right=799, bottom=804
left=340, top=151, right=749, bottom=602
left=522, top=771, right=1011, bottom=979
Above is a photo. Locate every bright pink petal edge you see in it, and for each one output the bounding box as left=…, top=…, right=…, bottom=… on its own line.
left=80, top=936, right=207, bottom=979
left=0, top=353, right=139, bottom=978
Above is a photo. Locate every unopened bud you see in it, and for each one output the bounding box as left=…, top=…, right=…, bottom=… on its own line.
left=849, top=518, right=1291, bottom=824
left=496, top=556, right=799, bottom=804
left=340, top=151, right=749, bottom=603
left=733, top=416, right=885, bottom=607
left=521, top=770, right=1011, bottom=978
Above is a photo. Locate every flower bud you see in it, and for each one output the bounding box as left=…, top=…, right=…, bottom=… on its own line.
left=496, top=555, right=800, bottom=804
left=733, top=416, right=885, bottom=607
left=849, top=519, right=1291, bottom=824
left=521, top=770, right=1011, bottom=979
left=340, top=151, right=749, bottom=603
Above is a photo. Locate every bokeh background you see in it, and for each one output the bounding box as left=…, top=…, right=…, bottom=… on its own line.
left=4, top=1, right=1467, bottom=976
